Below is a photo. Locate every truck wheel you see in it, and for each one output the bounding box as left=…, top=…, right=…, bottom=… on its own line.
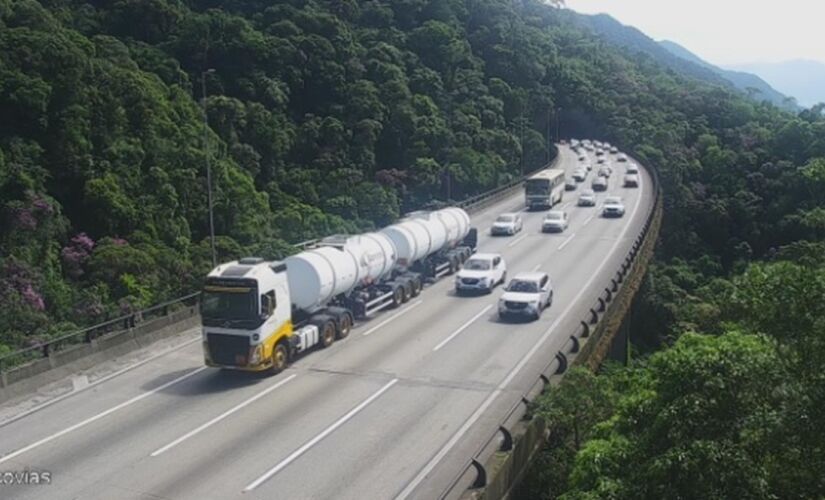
left=271, top=342, right=289, bottom=374
left=337, top=314, right=352, bottom=339
left=320, top=320, right=336, bottom=348
left=392, top=286, right=404, bottom=307
left=410, top=276, right=422, bottom=297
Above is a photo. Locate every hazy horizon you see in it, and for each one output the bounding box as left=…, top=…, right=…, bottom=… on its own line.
left=564, top=0, right=825, bottom=67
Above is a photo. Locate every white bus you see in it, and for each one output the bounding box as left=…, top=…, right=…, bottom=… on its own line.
left=525, top=169, right=565, bottom=210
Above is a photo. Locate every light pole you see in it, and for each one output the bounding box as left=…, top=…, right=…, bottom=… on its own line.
left=555, top=106, right=562, bottom=143
left=201, top=68, right=217, bottom=267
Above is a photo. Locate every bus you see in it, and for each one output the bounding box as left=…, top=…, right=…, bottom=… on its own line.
left=525, top=169, right=565, bottom=210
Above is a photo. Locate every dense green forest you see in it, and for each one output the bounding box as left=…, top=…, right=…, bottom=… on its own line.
left=1, top=1, right=825, bottom=495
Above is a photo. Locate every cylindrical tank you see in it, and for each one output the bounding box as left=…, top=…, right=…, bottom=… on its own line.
left=381, top=207, right=471, bottom=265
left=435, top=208, right=471, bottom=247
left=284, top=232, right=397, bottom=312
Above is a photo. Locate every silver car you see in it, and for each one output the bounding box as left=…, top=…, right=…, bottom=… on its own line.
left=624, top=174, right=639, bottom=188
left=602, top=196, right=626, bottom=217
left=491, top=213, right=523, bottom=236
left=542, top=211, right=569, bottom=232
left=592, top=176, right=608, bottom=192
left=578, top=188, right=597, bottom=206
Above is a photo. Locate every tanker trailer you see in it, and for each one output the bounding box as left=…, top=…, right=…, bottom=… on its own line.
left=200, top=208, right=477, bottom=373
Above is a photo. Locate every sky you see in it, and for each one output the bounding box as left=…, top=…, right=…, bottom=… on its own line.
left=563, top=0, right=825, bottom=67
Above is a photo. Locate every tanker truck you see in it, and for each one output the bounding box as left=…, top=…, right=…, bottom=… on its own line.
left=200, top=207, right=478, bottom=372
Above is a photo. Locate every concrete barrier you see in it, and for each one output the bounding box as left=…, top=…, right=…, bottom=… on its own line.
left=0, top=308, right=199, bottom=404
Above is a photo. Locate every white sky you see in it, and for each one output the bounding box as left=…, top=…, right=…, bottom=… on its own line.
left=563, top=0, right=825, bottom=66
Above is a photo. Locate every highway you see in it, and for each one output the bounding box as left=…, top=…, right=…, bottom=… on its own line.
left=0, top=145, right=654, bottom=500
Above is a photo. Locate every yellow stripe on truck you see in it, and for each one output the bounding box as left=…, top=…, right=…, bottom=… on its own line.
left=262, top=320, right=293, bottom=364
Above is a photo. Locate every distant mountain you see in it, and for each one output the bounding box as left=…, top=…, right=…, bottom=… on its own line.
left=659, top=40, right=795, bottom=110
left=572, top=14, right=729, bottom=86
left=565, top=13, right=796, bottom=110
left=727, top=60, right=825, bottom=108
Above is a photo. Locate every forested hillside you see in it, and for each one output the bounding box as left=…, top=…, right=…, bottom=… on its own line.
left=3, top=0, right=825, bottom=495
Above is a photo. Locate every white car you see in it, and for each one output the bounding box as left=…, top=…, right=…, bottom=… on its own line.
left=603, top=196, right=626, bottom=217
left=617, top=153, right=628, bottom=162
left=498, top=272, right=554, bottom=320
left=597, top=156, right=607, bottom=164
left=455, top=253, right=506, bottom=294
left=572, top=169, right=587, bottom=182
left=592, top=176, right=608, bottom=192
left=624, top=174, right=639, bottom=188
left=578, top=154, right=587, bottom=161
left=626, top=163, right=639, bottom=174
left=578, top=188, right=597, bottom=206
left=491, top=213, right=523, bottom=236
left=565, top=179, right=577, bottom=191
left=609, top=146, right=619, bottom=154
left=542, top=211, right=569, bottom=232
left=598, top=166, right=611, bottom=178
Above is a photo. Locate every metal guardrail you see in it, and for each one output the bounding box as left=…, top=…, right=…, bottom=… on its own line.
left=0, top=293, right=201, bottom=374
left=435, top=146, right=663, bottom=499
left=0, top=155, right=557, bottom=375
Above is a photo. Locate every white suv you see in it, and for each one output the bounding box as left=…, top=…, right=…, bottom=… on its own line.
left=455, top=253, right=507, bottom=294
left=498, top=272, right=553, bottom=320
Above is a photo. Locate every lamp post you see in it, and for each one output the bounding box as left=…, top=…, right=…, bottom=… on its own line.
left=201, top=69, right=217, bottom=267
left=556, top=106, right=562, bottom=143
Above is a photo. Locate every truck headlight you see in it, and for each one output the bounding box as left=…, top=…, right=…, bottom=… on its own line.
left=249, top=344, right=263, bottom=364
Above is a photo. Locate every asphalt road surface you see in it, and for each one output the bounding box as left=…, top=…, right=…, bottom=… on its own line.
left=0, top=145, right=654, bottom=500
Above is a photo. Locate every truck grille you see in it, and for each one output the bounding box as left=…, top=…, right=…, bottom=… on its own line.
left=505, top=301, right=528, bottom=310
left=207, top=333, right=250, bottom=366
left=462, top=278, right=479, bottom=285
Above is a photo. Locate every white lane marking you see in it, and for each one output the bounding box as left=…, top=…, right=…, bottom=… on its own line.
left=561, top=202, right=570, bottom=210
left=583, top=215, right=595, bottom=226
left=0, top=335, right=201, bottom=429
left=150, top=374, right=298, bottom=457
left=395, top=173, right=645, bottom=500
left=243, top=378, right=399, bottom=492
left=361, top=300, right=423, bottom=336
left=531, top=264, right=541, bottom=272
left=507, top=233, right=529, bottom=248
left=432, top=305, right=493, bottom=352
left=558, top=233, right=576, bottom=251
left=0, top=367, right=207, bottom=465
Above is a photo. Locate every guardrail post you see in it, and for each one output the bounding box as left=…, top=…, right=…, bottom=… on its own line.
left=611, top=279, right=618, bottom=292
left=539, top=373, right=550, bottom=386
left=499, top=426, right=514, bottom=452
left=580, top=320, right=590, bottom=338
left=555, top=352, right=568, bottom=374
left=605, top=287, right=613, bottom=303
left=617, top=270, right=624, bottom=283
left=470, top=459, right=487, bottom=488
left=597, top=298, right=606, bottom=312
left=589, top=308, right=598, bottom=324
left=569, top=335, right=580, bottom=353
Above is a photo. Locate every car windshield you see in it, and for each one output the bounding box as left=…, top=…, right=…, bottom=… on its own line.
left=507, top=280, right=539, bottom=293
left=606, top=197, right=621, bottom=204
left=464, top=259, right=491, bottom=270
left=545, top=212, right=563, bottom=220
left=496, top=215, right=515, bottom=223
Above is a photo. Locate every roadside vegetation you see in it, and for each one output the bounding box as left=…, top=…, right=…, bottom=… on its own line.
left=1, top=3, right=824, bottom=495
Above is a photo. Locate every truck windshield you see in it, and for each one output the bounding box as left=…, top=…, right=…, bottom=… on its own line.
left=525, top=180, right=550, bottom=195
left=201, top=288, right=257, bottom=321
